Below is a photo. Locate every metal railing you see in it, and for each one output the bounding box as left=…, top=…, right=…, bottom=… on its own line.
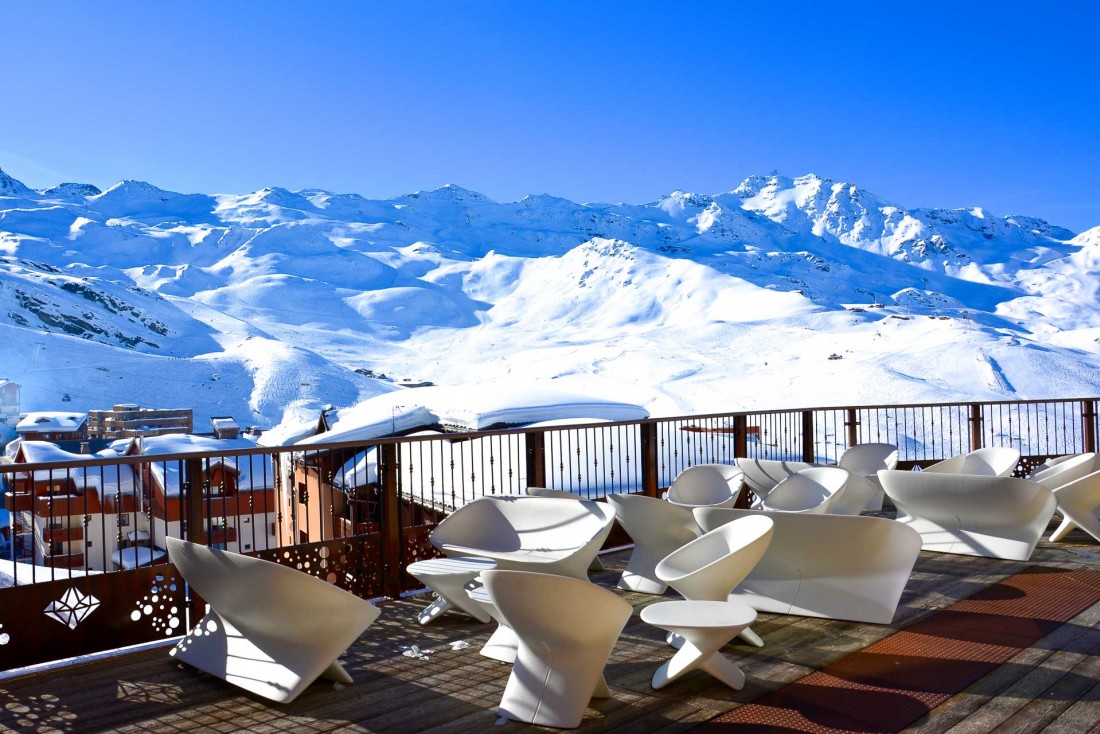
left=1, top=396, right=1096, bottom=671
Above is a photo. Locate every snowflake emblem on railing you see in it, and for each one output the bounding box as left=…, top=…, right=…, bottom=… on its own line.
left=0, top=623, right=8, bottom=645
left=44, top=588, right=100, bottom=630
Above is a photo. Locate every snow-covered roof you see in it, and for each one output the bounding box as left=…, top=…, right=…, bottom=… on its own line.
left=123, top=434, right=273, bottom=495
left=15, top=440, right=138, bottom=493
left=16, top=412, right=88, bottom=433
left=110, top=545, right=167, bottom=570
left=294, top=385, right=648, bottom=446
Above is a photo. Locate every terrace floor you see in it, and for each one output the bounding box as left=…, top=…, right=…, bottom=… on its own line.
left=3, top=517, right=1100, bottom=734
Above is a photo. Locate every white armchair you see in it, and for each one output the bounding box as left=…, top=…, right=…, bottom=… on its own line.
left=430, top=495, right=615, bottom=579
left=921, top=447, right=1021, bottom=477
left=665, top=464, right=744, bottom=510
left=877, top=470, right=1055, bottom=560
left=484, top=569, right=631, bottom=729
left=606, top=493, right=700, bottom=594
left=734, top=458, right=816, bottom=507
left=693, top=508, right=921, bottom=624
left=166, top=537, right=380, bottom=703
left=837, top=443, right=898, bottom=512
left=760, top=467, right=850, bottom=514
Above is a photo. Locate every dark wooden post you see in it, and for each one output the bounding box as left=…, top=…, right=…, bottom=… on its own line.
left=801, top=411, right=815, bottom=463
left=1084, top=401, right=1098, bottom=454
left=183, top=456, right=207, bottom=625
left=845, top=408, right=859, bottom=448
left=525, top=431, right=546, bottom=488
left=641, top=422, right=659, bottom=498
left=732, top=414, right=750, bottom=508
left=378, top=442, right=402, bottom=598
left=969, top=403, right=984, bottom=451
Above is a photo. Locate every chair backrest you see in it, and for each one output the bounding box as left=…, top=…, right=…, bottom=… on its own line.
left=655, top=514, right=774, bottom=600
left=666, top=464, right=743, bottom=508
left=607, top=493, right=700, bottom=548
left=165, top=537, right=380, bottom=640
left=483, top=569, right=632, bottom=637
left=877, top=470, right=1053, bottom=527
left=761, top=467, right=849, bottom=513
left=924, top=447, right=1020, bottom=476
left=526, top=486, right=588, bottom=500
left=1028, top=452, right=1099, bottom=490
left=430, top=495, right=614, bottom=553
left=735, top=458, right=816, bottom=496
left=838, top=443, right=899, bottom=474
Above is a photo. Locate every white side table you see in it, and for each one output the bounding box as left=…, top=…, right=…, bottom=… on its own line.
left=640, top=599, right=757, bottom=690
left=407, top=557, right=496, bottom=625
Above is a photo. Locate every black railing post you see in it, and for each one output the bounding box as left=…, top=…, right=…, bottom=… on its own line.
left=1084, top=400, right=1098, bottom=454
left=641, top=422, right=659, bottom=497
left=969, top=403, right=984, bottom=451
left=378, top=442, right=402, bottom=598
left=801, top=411, right=815, bottom=463
left=525, top=431, right=546, bottom=488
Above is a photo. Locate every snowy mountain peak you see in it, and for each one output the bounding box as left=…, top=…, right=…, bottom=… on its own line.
left=41, top=182, right=103, bottom=198
left=403, top=184, right=494, bottom=204
left=0, top=168, right=34, bottom=197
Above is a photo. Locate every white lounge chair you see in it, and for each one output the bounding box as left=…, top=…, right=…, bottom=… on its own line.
left=1043, top=466, right=1100, bottom=544
left=734, top=458, right=816, bottom=507
left=694, top=508, right=921, bottom=624
left=921, top=447, right=1021, bottom=477
left=484, top=569, right=631, bottom=729
left=665, top=464, right=744, bottom=510
left=1024, top=453, right=1100, bottom=542
left=837, top=443, right=898, bottom=512
left=655, top=515, right=773, bottom=647
left=606, top=493, right=700, bottom=594
left=877, top=470, right=1056, bottom=560
left=165, top=537, right=380, bottom=703
left=430, top=495, right=616, bottom=579
left=524, top=486, right=606, bottom=570
left=760, top=467, right=850, bottom=514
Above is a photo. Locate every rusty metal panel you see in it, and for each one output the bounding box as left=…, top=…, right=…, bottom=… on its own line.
left=0, top=565, right=187, bottom=672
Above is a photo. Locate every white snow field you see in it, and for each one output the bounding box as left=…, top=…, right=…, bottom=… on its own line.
left=2, top=167, right=1099, bottom=439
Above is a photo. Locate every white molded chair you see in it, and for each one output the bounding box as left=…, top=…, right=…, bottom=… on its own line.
left=524, top=486, right=606, bottom=570
left=760, top=467, right=850, bottom=514
left=655, top=515, right=774, bottom=647
left=484, top=570, right=631, bottom=729
left=837, top=443, right=899, bottom=512
left=877, top=470, right=1056, bottom=560
left=166, top=537, right=380, bottom=703
left=921, top=447, right=1021, bottom=477
left=430, top=496, right=616, bottom=579
left=665, top=464, right=744, bottom=510
left=1025, top=453, right=1100, bottom=541
left=1047, top=469, right=1100, bottom=544
left=694, top=508, right=921, bottom=624
left=734, top=458, right=816, bottom=507
left=606, top=493, right=700, bottom=594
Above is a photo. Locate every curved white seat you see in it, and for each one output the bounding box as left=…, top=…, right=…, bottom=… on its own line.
left=1025, top=453, right=1100, bottom=541
left=837, top=443, right=898, bottom=513
left=694, top=508, right=921, bottom=624
left=921, top=447, right=1021, bottom=477
left=524, top=487, right=606, bottom=570
left=484, top=570, right=631, bottom=729
left=606, top=493, right=700, bottom=594
left=665, top=464, right=744, bottom=510
left=430, top=495, right=616, bottom=579
left=655, top=515, right=773, bottom=647
left=734, top=458, right=816, bottom=507
left=877, top=470, right=1056, bottom=560
left=760, top=467, right=850, bottom=514
left=165, top=537, right=380, bottom=703
left=1047, top=469, right=1100, bottom=544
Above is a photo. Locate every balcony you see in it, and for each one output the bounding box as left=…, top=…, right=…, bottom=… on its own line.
left=36, top=493, right=101, bottom=516
left=207, top=526, right=238, bottom=546
left=4, top=491, right=32, bottom=512
left=43, top=552, right=85, bottom=568
left=42, top=525, right=84, bottom=543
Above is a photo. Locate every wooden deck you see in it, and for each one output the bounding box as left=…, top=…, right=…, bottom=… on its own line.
left=4, top=519, right=1100, bottom=734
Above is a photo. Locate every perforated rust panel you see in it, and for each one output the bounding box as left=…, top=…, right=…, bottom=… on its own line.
left=700, top=567, right=1100, bottom=733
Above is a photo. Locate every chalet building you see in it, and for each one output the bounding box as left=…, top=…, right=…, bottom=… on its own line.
left=4, top=434, right=279, bottom=572
left=0, top=380, right=20, bottom=429
left=87, top=404, right=193, bottom=439
left=16, top=412, right=88, bottom=443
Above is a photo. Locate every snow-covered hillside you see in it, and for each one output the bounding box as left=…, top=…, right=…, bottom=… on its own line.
left=1, top=167, right=1098, bottom=434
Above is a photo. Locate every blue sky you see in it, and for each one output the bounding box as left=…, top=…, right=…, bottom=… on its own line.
left=2, top=2, right=1098, bottom=231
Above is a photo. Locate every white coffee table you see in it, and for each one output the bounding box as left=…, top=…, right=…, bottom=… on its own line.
left=640, top=599, right=757, bottom=690
left=407, top=557, right=496, bottom=625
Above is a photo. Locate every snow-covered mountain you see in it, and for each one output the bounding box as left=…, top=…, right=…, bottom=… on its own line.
left=1, top=167, right=1098, bottom=435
